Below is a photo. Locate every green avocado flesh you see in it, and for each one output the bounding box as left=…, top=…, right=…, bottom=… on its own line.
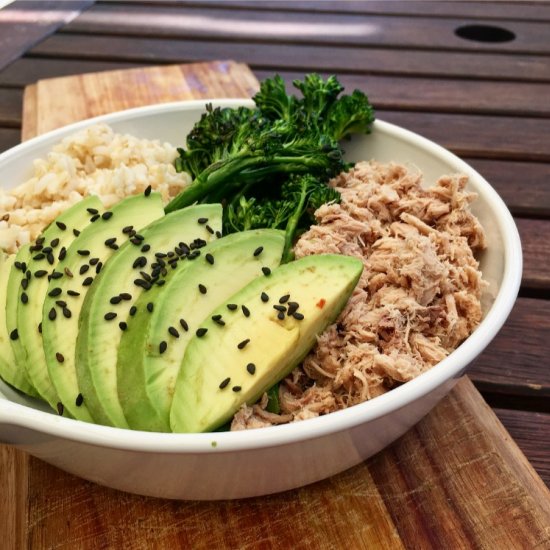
left=170, top=254, right=363, bottom=433
left=42, top=192, right=164, bottom=421
left=15, top=195, right=103, bottom=408
left=117, top=229, right=285, bottom=432
left=76, top=203, right=222, bottom=428
left=0, top=252, right=36, bottom=395
left=5, top=244, right=37, bottom=395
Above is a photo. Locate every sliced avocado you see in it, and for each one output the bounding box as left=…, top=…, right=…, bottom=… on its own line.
left=4, top=245, right=37, bottom=396
left=76, top=204, right=222, bottom=428
left=16, top=195, right=103, bottom=409
left=170, top=254, right=363, bottom=433
left=43, top=192, right=164, bottom=421
left=0, top=252, right=36, bottom=395
left=118, top=229, right=285, bottom=432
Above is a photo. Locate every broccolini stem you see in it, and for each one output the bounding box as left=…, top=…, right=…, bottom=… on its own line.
left=281, top=179, right=308, bottom=264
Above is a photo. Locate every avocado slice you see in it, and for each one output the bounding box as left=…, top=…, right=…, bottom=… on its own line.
left=16, top=195, right=103, bottom=409
left=0, top=252, right=36, bottom=395
left=117, top=229, right=285, bottom=432
left=43, top=192, right=164, bottom=421
left=4, top=244, right=38, bottom=396
left=170, top=254, right=363, bottom=433
left=76, top=203, right=222, bottom=428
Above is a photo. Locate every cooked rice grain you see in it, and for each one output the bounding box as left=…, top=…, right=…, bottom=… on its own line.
left=0, top=124, right=191, bottom=252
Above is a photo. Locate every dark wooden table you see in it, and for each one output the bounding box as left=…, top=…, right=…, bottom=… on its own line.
left=0, top=0, right=549, bottom=546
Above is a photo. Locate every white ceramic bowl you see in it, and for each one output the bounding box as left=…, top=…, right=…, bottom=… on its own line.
left=0, top=100, right=522, bottom=500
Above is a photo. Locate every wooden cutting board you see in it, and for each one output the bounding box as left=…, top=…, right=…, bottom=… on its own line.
left=2, top=60, right=550, bottom=549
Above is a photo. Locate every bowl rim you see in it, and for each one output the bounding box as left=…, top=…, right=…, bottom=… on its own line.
left=0, top=99, right=523, bottom=453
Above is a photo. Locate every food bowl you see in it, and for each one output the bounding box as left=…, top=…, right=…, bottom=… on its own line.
left=0, top=100, right=522, bottom=500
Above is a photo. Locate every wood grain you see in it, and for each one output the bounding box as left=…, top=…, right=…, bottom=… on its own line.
left=517, top=218, right=550, bottom=290
left=30, top=33, right=550, bottom=82
left=0, top=128, right=21, bottom=152
left=66, top=4, right=550, bottom=55
left=0, top=88, right=22, bottom=127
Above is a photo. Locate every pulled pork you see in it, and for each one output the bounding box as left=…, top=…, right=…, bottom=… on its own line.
left=231, top=161, right=487, bottom=430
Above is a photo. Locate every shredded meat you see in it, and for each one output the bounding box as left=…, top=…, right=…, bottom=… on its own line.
left=231, top=161, right=487, bottom=430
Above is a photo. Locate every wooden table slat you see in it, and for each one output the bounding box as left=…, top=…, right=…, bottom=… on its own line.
left=126, top=0, right=550, bottom=22
left=29, top=33, right=550, bottom=83
left=516, top=218, right=550, bottom=290
left=66, top=3, right=550, bottom=56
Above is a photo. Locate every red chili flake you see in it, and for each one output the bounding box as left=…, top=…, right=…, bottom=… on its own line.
left=316, top=298, right=326, bottom=309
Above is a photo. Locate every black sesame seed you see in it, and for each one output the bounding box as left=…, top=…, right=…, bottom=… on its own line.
left=273, top=304, right=286, bottom=312
left=55, top=300, right=67, bottom=307
left=141, top=244, right=151, bottom=253
left=144, top=185, right=152, bottom=197
left=147, top=302, right=154, bottom=313
left=62, top=307, right=72, bottom=319
left=64, top=268, right=74, bottom=279
left=9, top=329, right=18, bottom=340
left=89, top=257, right=99, bottom=266
left=159, top=341, right=167, bottom=354
left=90, top=214, right=100, bottom=223
left=261, top=292, right=269, bottom=303
left=179, top=318, right=189, bottom=331
left=42, top=246, right=52, bottom=254
left=197, top=217, right=208, bottom=224
left=95, top=262, right=103, bottom=274
left=21, top=278, right=29, bottom=290
left=187, top=250, right=200, bottom=260
left=50, top=238, right=60, bottom=248
left=129, top=305, right=137, bottom=316
left=75, top=393, right=84, bottom=407
left=21, top=292, right=28, bottom=304
left=212, top=314, right=222, bottom=321
left=58, top=247, right=67, bottom=261
left=292, top=312, right=305, bottom=320
left=119, top=322, right=127, bottom=331
left=36, top=237, right=45, bottom=246
left=287, top=302, right=299, bottom=315
left=120, top=293, right=132, bottom=301
left=48, top=308, right=57, bottom=321
left=242, top=305, right=250, bottom=317
left=14, top=261, right=23, bottom=270
left=55, top=221, right=66, bottom=231
left=38, top=322, right=42, bottom=334
left=105, top=237, right=117, bottom=247
left=279, top=294, right=290, bottom=304
left=227, top=303, right=238, bottom=311
left=277, top=311, right=285, bottom=320
left=34, top=269, right=48, bottom=278
left=130, top=237, right=141, bottom=245
left=122, top=225, right=134, bottom=234
left=237, top=338, right=250, bottom=350
left=77, top=249, right=90, bottom=256
left=246, top=363, right=256, bottom=375
left=72, top=229, right=80, bottom=237
left=219, top=377, right=230, bottom=389
left=102, top=211, right=113, bottom=220
left=87, top=207, right=99, bottom=215
left=205, top=253, right=214, bottom=265
left=25, top=270, right=31, bottom=280
left=110, top=295, right=122, bottom=305
left=30, top=244, right=42, bottom=252
left=82, top=276, right=94, bottom=286
left=213, top=318, right=225, bottom=326
left=140, top=271, right=152, bottom=282
left=48, top=288, right=62, bottom=297
left=104, top=312, right=117, bottom=321
left=232, top=386, right=242, bottom=393
left=253, top=246, right=264, bottom=257
left=198, top=284, right=207, bottom=295
left=56, top=352, right=64, bottom=363
left=155, top=252, right=166, bottom=258
left=67, top=290, right=80, bottom=297
left=168, top=326, right=179, bottom=338
left=50, top=271, right=63, bottom=280
left=33, top=253, right=45, bottom=261
left=57, top=402, right=64, bottom=416
left=132, top=256, right=147, bottom=269
left=134, top=278, right=150, bottom=290
left=196, top=327, right=208, bottom=337
left=205, top=224, right=214, bottom=235
left=79, top=264, right=90, bottom=275
left=47, top=252, right=55, bottom=265
left=215, top=230, right=222, bottom=239
left=134, top=234, right=144, bottom=242
left=262, top=267, right=271, bottom=276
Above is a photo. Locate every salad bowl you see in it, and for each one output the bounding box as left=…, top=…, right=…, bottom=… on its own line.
left=0, top=100, right=522, bottom=500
